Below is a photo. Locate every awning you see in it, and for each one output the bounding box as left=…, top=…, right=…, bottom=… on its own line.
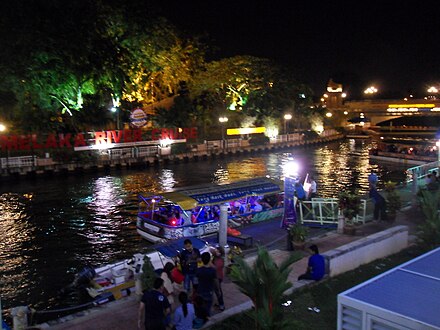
left=187, top=178, right=283, bottom=205
left=161, top=191, right=198, bottom=210
left=156, top=237, right=207, bottom=258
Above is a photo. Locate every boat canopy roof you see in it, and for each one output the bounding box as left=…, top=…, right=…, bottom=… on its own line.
left=156, top=237, right=207, bottom=258
left=142, top=177, right=283, bottom=210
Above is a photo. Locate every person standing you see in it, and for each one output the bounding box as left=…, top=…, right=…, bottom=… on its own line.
left=369, top=186, right=387, bottom=221
left=180, top=239, right=201, bottom=293
left=160, top=262, right=176, bottom=308
left=174, top=291, right=196, bottom=330
left=298, top=244, right=325, bottom=281
left=195, top=252, right=218, bottom=316
left=212, top=246, right=225, bottom=311
left=138, top=277, right=171, bottom=330
left=309, top=176, right=317, bottom=199
left=368, top=170, right=378, bottom=188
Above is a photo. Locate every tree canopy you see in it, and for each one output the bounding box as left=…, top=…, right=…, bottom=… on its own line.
left=0, top=0, right=318, bottom=136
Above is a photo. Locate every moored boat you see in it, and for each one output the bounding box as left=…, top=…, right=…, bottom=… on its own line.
left=9, top=238, right=210, bottom=329
left=136, top=177, right=284, bottom=242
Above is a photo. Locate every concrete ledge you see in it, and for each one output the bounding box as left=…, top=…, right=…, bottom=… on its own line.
left=323, top=225, right=408, bottom=277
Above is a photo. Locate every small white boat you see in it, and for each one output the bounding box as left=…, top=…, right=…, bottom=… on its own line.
left=75, top=237, right=210, bottom=303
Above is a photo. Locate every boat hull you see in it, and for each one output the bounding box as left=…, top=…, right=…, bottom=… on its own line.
left=136, top=207, right=283, bottom=243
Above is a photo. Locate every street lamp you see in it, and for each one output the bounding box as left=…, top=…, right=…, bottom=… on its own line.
left=111, top=95, right=121, bottom=129
left=284, top=114, right=292, bottom=135
left=219, top=116, right=228, bottom=150
left=364, top=86, right=378, bottom=95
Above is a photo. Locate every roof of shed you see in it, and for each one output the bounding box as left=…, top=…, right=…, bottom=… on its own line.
left=341, top=247, right=440, bottom=328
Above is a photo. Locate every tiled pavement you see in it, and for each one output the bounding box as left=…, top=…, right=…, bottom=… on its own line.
left=43, top=179, right=421, bottom=330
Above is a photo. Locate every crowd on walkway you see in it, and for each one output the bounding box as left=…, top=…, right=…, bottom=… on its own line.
left=137, top=236, right=326, bottom=330
left=138, top=239, right=226, bottom=330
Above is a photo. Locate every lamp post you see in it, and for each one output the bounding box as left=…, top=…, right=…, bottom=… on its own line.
left=281, top=160, right=299, bottom=229
left=284, top=113, right=292, bottom=136
left=219, top=116, right=228, bottom=150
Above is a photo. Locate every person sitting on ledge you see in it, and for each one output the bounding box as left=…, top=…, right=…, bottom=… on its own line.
left=298, top=244, right=325, bottom=281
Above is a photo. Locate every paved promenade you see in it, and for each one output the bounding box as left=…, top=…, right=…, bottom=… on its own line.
left=43, top=202, right=419, bottom=330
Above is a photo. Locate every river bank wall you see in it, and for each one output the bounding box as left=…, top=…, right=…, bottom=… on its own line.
left=0, top=132, right=344, bottom=181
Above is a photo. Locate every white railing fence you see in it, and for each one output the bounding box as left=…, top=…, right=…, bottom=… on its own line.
left=299, top=198, right=367, bottom=226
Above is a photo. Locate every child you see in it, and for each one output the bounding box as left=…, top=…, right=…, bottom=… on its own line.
left=174, top=292, right=195, bottom=330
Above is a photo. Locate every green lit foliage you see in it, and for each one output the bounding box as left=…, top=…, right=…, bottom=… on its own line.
left=230, top=246, right=299, bottom=330
left=121, top=19, right=205, bottom=106
left=190, top=56, right=271, bottom=112
left=0, top=0, right=204, bottom=132
left=417, top=188, right=440, bottom=249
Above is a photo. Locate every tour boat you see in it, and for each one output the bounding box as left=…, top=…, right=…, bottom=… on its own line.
left=136, top=177, right=284, bottom=242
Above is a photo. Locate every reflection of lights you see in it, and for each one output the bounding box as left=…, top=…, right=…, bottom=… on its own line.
left=323, top=94, right=328, bottom=98
left=320, top=98, right=325, bottom=102
left=158, top=169, right=176, bottom=191
left=325, top=112, right=332, bottom=118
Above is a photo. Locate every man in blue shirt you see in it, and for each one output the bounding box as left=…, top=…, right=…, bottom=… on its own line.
left=298, top=244, right=325, bottom=281
left=368, top=170, right=378, bottom=188
left=195, top=252, right=218, bottom=316
left=180, top=239, right=201, bottom=293
left=138, top=277, right=171, bottom=330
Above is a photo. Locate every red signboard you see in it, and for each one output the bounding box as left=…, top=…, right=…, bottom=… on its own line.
left=0, top=128, right=198, bottom=151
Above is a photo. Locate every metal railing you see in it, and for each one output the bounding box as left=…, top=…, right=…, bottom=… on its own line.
left=406, top=161, right=439, bottom=198
left=298, top=198, right=367, bottom=226
left=0, top=156, right=36, bottom=168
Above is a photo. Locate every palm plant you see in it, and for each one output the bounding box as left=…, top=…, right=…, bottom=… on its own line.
left=230, top=246, right=299, bottom=330
left=417, top=188, right=440, bottom=249
left=338, top=191, right=361, bottom=224
left=384, top=181, right=402, bottom=221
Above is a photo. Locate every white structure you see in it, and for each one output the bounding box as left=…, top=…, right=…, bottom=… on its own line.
left=338, top=246, right=440, bottom=330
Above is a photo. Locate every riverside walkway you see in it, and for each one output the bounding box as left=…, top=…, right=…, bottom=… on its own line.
left=43, top=199, right=420, bottom=330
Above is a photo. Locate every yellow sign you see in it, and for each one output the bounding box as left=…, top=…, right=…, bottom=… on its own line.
left=227, top=127, right=266, bottom=135
left=388, top=104, right=434, bottom=108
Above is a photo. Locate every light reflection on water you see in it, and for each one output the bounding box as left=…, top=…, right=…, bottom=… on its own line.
left=0, top=140, right=408, bottom=311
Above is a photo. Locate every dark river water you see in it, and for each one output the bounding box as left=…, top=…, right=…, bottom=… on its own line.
left=0, top=139, right=408, bottom=312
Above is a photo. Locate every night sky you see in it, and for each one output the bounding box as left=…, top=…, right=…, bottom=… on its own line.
left=158, top=1, right=440, bottom=98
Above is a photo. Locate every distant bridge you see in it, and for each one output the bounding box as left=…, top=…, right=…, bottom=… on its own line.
left=334, top=99, right=440, bottom=126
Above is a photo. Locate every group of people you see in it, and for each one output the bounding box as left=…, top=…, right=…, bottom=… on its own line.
left=138, top=239, right=225, bottom=330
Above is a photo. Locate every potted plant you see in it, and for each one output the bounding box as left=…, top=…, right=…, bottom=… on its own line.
left=288, top=223, right=309, bottom=250
left=338, top=191, right=361, bottom=235
left=384, top=181, right=402, bottom=222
